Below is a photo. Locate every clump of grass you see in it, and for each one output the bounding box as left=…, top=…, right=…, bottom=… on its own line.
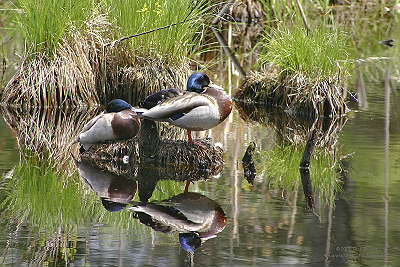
left=15, top=0, right=94, bottom=55
left=15, top=0, right=208, bottom=61
left=107, top=0, right=208, bottom=61
left=260, top=26, right=351, bottom=81
left=2, top=13, right=191, bottom=107
left=236, top=26, right=352, bottom=117
left=4, top=0, right=206, bottom=107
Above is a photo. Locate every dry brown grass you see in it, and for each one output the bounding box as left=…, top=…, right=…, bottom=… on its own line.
left=1, top=13, right=190, bottom=107
left=235, top=67, right=349, bottom=117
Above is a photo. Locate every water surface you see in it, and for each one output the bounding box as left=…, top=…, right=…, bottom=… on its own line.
left=1, top=64, right=400, bottom=267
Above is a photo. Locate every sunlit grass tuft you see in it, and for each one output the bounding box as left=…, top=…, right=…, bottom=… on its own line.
left=260, top=26, right=352, bottom=81
left=106, top=0, right=207, bottom=61
left=15, top=0, right=94, bottom=55
left=15, top=0, right=208, bottom=60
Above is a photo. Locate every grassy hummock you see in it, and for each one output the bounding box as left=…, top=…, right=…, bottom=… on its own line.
left=2, top=0, right=208, bottom=107
left=236, top=26, right=353, bottom=117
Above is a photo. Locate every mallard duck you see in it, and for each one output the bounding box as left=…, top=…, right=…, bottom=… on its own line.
left=137, top=72, right=232, bottom=143
left=75, top=158, right=138, bottom=212
left=128, top=192, right=227, bottom=251
left=77, top=99, right=141, bottom=151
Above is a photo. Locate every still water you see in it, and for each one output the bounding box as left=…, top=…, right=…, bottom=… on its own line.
left=0, top=67, right=400, bottom=267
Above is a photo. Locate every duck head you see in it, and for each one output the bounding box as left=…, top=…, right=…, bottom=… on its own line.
left=106, top=99, right=133, bottom=113
left=186, top=72, right=210, bottom=93
left=179, top=232, right=202, bottom=252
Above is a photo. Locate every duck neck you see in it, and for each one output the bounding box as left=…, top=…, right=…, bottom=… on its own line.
left=205, top=87, right=232, bottom=121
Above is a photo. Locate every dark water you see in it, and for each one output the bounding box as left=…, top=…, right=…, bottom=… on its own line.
left=0, top=68, right=400, bottom=267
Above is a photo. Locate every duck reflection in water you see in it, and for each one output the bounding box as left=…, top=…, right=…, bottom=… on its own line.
left=129, top=192, right=227, bottom=252
left=75, top=158, right=138, bottom=212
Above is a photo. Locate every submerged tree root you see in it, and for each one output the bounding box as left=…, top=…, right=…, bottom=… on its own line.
left=1, top=13, right=190, bottom=107
left=235, top=69, right=349, bottom=117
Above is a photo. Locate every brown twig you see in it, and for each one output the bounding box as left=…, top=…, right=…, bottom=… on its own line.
left=104, top=17, right=197, bottom=47
left=295, top=0, right=310, bottom=33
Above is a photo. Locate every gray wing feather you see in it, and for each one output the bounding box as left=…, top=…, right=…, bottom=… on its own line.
left=80, top=112, right=105, bottom=133
left=141, top=93, right=210, bottom=120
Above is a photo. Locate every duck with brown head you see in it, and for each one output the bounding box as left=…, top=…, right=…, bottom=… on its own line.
left=77, top=99, right=141, bottom=151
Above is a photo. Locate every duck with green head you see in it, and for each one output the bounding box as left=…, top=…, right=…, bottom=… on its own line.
left=138, top=72, right=232, bottom=143
left=77, top=99, right=141, bottom=151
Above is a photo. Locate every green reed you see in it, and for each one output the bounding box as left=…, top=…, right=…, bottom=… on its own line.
left=14, top=0, right=207, bottom=60
left=106, top=0, right=207, bottom=61
left=15, top=0, right=93, bottom=55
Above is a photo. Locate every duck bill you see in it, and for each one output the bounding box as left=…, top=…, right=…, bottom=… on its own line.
left=208, top=82, right=224, bottom=91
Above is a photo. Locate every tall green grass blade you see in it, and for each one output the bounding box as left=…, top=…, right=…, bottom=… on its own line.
left=106, top=0, right=208, bottom=62
left=15, top=0, right=94, bottom=55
